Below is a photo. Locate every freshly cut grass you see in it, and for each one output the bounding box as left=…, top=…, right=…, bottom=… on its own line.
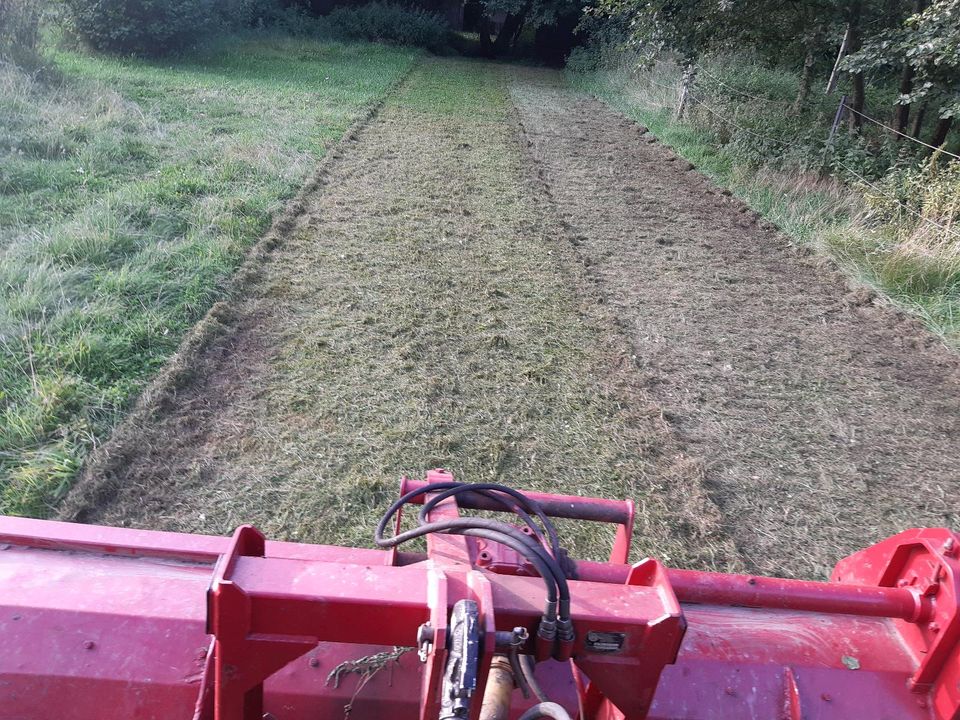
left=67, top=58, right=738, bottom=572
left=0, top=36, right=417, bottom=515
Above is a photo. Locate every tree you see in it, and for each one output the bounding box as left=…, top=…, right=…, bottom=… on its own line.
left=844, top=0, right=960, bottom=144
left=476, top=0, right=582, bottom=56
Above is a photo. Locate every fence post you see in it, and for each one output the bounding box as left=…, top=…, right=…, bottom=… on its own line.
left=676, top=65, right=696, bottom=119
left=828, top=95, right=848, bottom=146
left=822, top=94, right=848, bottom=169
left=826, top=26, right=850, bottom=94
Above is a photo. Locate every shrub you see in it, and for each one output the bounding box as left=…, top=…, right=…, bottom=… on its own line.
left=222, top=0, right=324, bottom=35
left=63, top=0, right=218, bottom=55
left=328, top=2, right=448, bottom=52
left=861, top=154, right=960, bottom=227
left=0, top=0, right=42, bottom=64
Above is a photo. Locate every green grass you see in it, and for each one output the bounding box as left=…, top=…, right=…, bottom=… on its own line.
left=0, top=35, right=418, bottom=515
left=567, top=57, right=960, bottom=348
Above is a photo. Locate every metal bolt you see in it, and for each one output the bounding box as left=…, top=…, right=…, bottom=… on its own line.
left=83, top=640, right=95, bottom=650
left=724, top=687, right=736, bottom=696
left=511, top=627, right=529, bottom=646
left=929, top=622, right=940, bottom=634
left=820, top=693, right=832, bottom=702
left=416, top=623, right=433, bottom=662
left=309, top=657, right=320, bottom=668
left=942, top=538, right=957, bottom=557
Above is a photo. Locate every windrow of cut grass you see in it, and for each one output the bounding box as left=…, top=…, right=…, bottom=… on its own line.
left=567, top=56, right=960, bottom=348
left=0, top=36, right=418, bottom=515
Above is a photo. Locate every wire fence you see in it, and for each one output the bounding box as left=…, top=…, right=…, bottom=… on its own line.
left=635, top=71, right=959, bottom=241
left=830, top=156, right=960, bottom=240
left=655, top=66, right=959, bottom=162
left=840, top=103, right=960, bottom=161
left=695, top=66, right=792, bottom=107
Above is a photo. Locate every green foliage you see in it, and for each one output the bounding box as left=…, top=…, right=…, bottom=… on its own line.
left=0, top=0, right=42, bottom=63
left=834, top=154, right=960, bottom=308
left=62, top=0, right=218, bottom=55
left=583, top=0, right=827, bottom=65
left=223, top=0, right=325, bottom=36
left=565, top=12, right=629, bottom=72
left=844, top=0, right=960, bottom=119
left=861, top=153, right=960, bottom=226
left=0, top=37, right=417, bottom=515
left=584, top=0, right=728, bottom=64
left=579, top=0, right=957, bottom=149
left=328, top=2, right=449, bottom=52
left=482, top=0, right=580, bottom=29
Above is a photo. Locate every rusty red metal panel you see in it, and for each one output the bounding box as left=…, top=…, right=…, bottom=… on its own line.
left=0, top=543, right=211, bottom=720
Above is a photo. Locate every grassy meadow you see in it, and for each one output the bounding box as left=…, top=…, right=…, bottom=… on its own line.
left=0, top=35, right=417, bottom=515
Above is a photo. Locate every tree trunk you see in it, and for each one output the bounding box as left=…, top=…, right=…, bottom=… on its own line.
left=893, top=65, right=913, bottom=136
left=478, top=17, right=493, bottom=58
left=930, top=116, right=954, bottom=150
left=893, top=0, right=926, bottom=137
left=910, top=102, right=927, bottom=139
left=511, top=17, right=525, bottom=44
left=846, top=1, right=865, bottom=132
left=492, top=12, right=524, bottom=55
left=848, top=73, right=865, bottom=132
left=792, top=41, right=817, bottom=114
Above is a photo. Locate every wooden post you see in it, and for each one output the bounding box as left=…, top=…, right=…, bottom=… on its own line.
left=676, top=65, right=696, bottom=119
left=825, top=25, right=850, bottom=94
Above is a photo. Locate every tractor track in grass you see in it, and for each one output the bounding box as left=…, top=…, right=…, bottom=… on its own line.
left=61, top=58, right=960, bottom=579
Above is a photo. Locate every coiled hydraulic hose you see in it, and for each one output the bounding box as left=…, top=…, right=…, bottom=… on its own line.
left=417, top=482, right=563, bottom=559
left=375, top=482, right=572, bottom=622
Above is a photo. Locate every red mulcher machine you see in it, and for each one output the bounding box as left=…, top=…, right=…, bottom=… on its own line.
left=1, top=469, right=959, bottom=720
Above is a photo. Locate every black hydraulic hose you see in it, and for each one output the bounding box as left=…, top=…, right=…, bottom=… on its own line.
left=424, top=492, right=550, bottom=556
left=508, top=650, right=531, bottom=699
left=376, top=518, right=564, bottom=620
left=377, top=517, right=569, bottom=616
left=418, top=483, right=562, bottom=560
left=375, top=483, right=572, bottom=619
left=379, top=480, right=561, bottom=561
left=518, top=655, right=549, bottom=703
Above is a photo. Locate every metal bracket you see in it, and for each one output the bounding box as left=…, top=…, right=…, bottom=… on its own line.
left=440, top=600, right=481, bottom=720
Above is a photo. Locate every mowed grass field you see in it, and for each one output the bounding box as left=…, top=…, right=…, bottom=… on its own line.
left=65, top=58, right=736, bottom=571
left=0, top=36, right=417, bottom=515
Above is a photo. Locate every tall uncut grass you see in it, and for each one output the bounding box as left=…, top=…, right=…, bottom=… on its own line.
left=0, top=36, right=417, bottom=515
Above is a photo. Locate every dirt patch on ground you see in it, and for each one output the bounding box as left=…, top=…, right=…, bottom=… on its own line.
left=62, top=58, right=736, bottom=569
left=510, top=69, right=960, bottom=577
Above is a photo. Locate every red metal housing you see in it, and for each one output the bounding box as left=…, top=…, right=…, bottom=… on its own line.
left=1, top=470, right=958, bottom=720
